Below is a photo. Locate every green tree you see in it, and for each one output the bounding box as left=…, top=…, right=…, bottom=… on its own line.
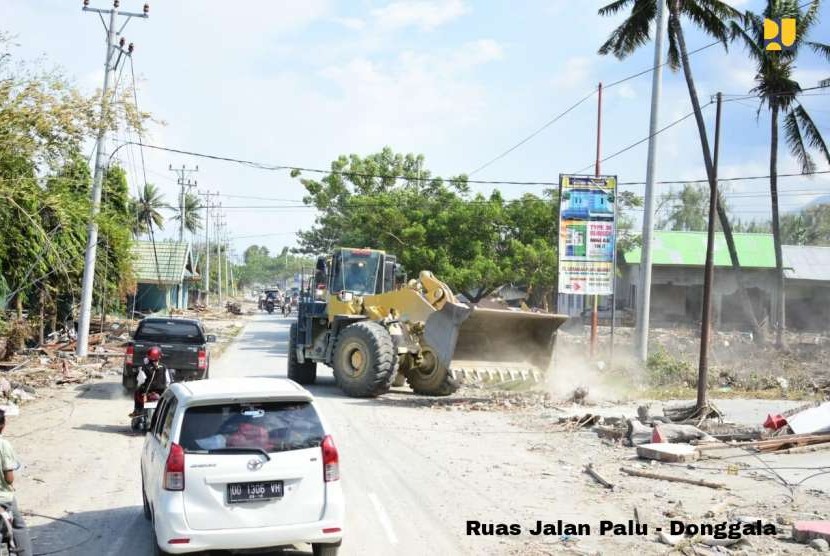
left=736, top=0, right=830, bottom=347
left=780, top=204, right=830, bottom=245
left=658, top=184, right=708, bottom=231
left=296, top=148, right=523, bottom=302
left=170, top=191, right=203, bottom=236
left=0, top=36, right=148, bottom=333
left=598, top=0, right=765, bottom=340
left=132, top=183, right=166, bottom=237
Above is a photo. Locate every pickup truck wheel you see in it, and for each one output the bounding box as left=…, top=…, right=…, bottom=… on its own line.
left=312, top=543, right=339, bottom=556
left=288, top=323, right=317, bottom=385
left=332, top=321, right=394, bottom=398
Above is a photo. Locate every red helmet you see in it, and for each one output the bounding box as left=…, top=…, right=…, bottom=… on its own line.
left=147, top=346, right=162, bottom=362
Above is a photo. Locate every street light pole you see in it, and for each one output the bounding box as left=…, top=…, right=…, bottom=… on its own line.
left=634, top=0, right=667, bottom=362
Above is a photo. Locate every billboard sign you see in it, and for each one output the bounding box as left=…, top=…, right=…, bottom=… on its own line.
left=557, top=174, right=617, bottom=295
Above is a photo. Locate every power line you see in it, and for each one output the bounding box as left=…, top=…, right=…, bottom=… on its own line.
left=106, top=141, right=830, bottom=189
left=467, top=90, right=597, bottom=176
left=572, top=102, right=713, bottom=173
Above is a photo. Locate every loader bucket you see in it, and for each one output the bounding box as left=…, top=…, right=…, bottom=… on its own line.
left=422, top=301, right=474, bottom=370
left=450, top=308, right=568, bottom=379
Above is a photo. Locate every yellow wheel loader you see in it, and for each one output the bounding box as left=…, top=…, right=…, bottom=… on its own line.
left=288, top=247, right=568, bottom=398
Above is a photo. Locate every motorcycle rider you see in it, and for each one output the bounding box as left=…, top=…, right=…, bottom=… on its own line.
left=130, top=346, right=172, bottom=417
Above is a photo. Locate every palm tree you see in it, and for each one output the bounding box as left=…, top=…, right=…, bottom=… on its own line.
left=132, top=182, right=166, bottom=237
left=170, top=191, right=203, bottom=236
left=736, top=0, right=830, bottom=347
left=598, top=0, right=765, bottom=341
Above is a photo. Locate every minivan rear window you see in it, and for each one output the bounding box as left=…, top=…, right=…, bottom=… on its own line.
left=135, top=321, right=203, bottom=344
left=178, top=401, right=324, bottom=454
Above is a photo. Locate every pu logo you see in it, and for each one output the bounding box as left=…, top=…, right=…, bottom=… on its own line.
left=764, top=18, right=796, bottom=51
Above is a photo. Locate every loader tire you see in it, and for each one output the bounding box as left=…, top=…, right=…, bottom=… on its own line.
left=332, top=321, right=395, bottom=398
left=406, top=348, right=459, bottom=396
left=288, top=322, right=317, bottom=385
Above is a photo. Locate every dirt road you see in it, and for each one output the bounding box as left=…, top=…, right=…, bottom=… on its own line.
left=10, top=314, right=615, bottom=555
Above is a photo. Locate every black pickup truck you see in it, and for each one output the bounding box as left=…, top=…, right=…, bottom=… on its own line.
left=122, top=317, right=216, bottom=391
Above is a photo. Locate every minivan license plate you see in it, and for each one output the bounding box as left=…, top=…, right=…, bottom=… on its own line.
left=227, top=481, right=283, bottom=503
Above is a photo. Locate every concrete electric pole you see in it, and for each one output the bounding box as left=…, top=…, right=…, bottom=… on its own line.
left=170, top=164, right=199, bottom=242
left=634, top=0, right=667, bottom=362
left=77, top=0, right=148, bottom=358
left=216, top=207, right=224, bottom=308
left=198, top=191, right=214, bottom=306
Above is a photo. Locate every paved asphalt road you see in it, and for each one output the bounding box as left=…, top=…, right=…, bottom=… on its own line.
left=20, top=313, right=572, bottom=556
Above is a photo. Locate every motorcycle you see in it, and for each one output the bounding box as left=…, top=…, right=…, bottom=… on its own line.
left=0, top=503, right=14, bottom=556
left=131, top=391, right=161, bottom=433
left=265, top=300, right=275, bottom=314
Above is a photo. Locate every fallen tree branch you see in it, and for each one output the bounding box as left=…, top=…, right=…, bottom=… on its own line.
left=619, top=466, right=726, bottom=489
left=584, top=463, right=615, bottom=490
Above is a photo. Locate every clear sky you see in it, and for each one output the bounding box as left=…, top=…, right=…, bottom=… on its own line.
left=5, top=0, right=830, bottom=258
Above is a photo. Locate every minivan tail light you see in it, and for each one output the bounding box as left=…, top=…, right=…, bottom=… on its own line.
left=197, top=349, right=207, bottom=370
left=321, top=435, right=339, bottom=482
left=164, top=443, right=185, bottom=490
left=125, top=344, right=134, bottom=365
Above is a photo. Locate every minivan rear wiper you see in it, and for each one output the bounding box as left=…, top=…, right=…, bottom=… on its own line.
left=206, top=447, right=271, bottom=461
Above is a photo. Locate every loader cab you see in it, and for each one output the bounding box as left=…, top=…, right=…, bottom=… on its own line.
left=329, top=248, right=397, bottom=296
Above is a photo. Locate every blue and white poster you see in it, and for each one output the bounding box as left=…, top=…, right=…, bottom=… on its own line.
left=558, top=175, right=617, bottom=295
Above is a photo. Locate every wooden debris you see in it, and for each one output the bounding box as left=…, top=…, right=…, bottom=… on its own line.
left=636, top=442, right=700, bottom=463
left=619, top=466, right=727, bottom=490
left=696, top=432, right=830, bottom=453
left=583, top=463, right=615, bottom=490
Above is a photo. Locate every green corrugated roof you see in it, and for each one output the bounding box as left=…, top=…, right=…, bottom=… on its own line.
left=132, top=241, right=195, bottom=284
left=623, top=231, right=775, bottom=268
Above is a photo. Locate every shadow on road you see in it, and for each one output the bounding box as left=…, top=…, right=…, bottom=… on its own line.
left=73, top=423, right=138, bottom=436
left=74, top=381, right=129, bottom=400
left=28, top=506, right=148, bottom=556
left=29, top=505, right=316, bottom=556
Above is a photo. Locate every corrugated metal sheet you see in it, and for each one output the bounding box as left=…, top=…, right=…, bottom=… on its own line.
left=623, top=231, right=776, bottom=268
left=783, top=245, right=830, bottom=281
left=132, top=241, right=193, bottom=285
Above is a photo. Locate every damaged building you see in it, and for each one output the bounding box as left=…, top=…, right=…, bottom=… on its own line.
left=618, top=231, right=830, bottom=332
left=619, top=231, right=776, bottom=329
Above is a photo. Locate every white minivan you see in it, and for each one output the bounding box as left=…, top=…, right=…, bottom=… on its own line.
left=140, top=378, right=344, bottom=555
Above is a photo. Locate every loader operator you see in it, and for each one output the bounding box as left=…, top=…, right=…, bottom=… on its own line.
left=345, top=262, right=370, bottom=294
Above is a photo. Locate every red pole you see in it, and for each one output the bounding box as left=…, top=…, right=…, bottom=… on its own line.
left=590, top=82, right=602, bottom=357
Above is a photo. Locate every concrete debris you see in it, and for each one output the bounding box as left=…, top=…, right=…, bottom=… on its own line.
left=787, top=402, right=830, bottom=435
left=636, top=443, right=699, bottom=463
left=810, top=538, right=830, bottom=552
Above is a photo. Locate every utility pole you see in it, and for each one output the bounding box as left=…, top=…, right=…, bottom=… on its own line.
left=590, top=82, right=603, bottom=358
left=634, top=0, right=667, bottom=362
left=697, top=92, right=722, bottom=413
left=216, top=207, right=224, bottom=308
left=77, top=0, right=148, bottom=358
left=198, top=191, right=213, bottom=306
left=170, top=164, right=199, bottom=241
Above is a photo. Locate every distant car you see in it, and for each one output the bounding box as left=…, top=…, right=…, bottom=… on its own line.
left=141, top=378, right=344, bottom=555
left=123, top=317, right=216, bottom=392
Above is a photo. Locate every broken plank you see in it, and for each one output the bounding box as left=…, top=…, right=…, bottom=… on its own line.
left=620, top=466, right=727, bottom=489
